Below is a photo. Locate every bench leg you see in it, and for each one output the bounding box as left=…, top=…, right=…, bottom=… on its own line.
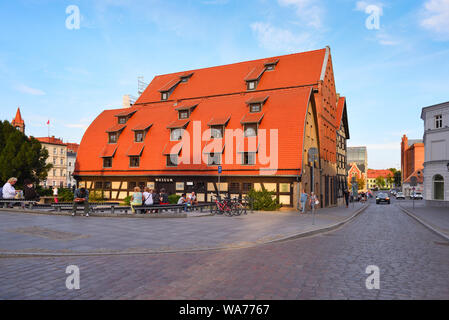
left=111, top=206, right=115, bottom=214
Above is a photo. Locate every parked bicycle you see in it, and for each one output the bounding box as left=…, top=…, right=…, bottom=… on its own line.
left=212, top=195, right=247, bottom=216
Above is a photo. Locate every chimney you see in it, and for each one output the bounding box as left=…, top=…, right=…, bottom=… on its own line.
left=123, top=95, right=131, bottom=108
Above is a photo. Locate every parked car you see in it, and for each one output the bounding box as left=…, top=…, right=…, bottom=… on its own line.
left=396, top=192, right=405, bottom=200
left=376, top=193, right=390, bottom=205
left=410, top=192, right=423, bottom=200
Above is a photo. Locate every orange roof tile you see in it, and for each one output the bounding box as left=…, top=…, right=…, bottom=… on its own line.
left=12, top=107, right=24, bottom=125
left=36, top=136, right=66, bottom=146
left=132, top=123, right=153, bottom=131
left=115, top=109, right=137, bottom=117
left=66, top=143, right=79, bottom=153
left=99, top=145, right=117, bottom=158
left=207, top=116, right=231, bottom=126
left=245, top=65, right=266, bottom=82
left=241, top=112, right=264, bottom=124
left=246, top=96, right=269, bottom=105
left=159, top=78, right=180, bottom=92
left=367, top=169, right=394, bottom=179
left=166, top=119, right=190, bottom=129
left=127, top=143, right=145, bottom=156
left=236, top=137, right=259, bottom=153
left=162, top=141, right=183, bottom=155
left=264, top=58, right=279, bottom=66
left=106, top=124, right=126, bottom=133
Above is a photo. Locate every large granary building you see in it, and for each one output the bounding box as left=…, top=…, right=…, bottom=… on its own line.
left=74, top=47, right=350, bottom=208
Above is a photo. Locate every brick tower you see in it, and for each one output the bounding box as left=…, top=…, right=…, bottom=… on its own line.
left=11, top=107, right=25, bottom=134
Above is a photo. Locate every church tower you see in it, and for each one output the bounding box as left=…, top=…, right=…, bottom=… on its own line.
left=11, top=107, right=25, bottom=134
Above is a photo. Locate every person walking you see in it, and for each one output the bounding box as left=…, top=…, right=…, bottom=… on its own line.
left=300, top=190, right=308, bottom=214
left=72, top=187, right=89, bottom=217
left=343, top=188, right=350, bottom=208
left=53, top=186, right=59, bottom=203
left=130, top=187, right=144, bottom=214
left=310, top=192, right=318, bottom=211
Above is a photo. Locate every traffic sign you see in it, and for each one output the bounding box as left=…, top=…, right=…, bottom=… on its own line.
left=308, top=148, right=318, bottom=163
left=410, top=176, right=418, bottom=187
left=218, top=166, right=222, bottom=174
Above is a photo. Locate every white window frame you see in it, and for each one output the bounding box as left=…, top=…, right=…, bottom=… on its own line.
left=170, top=128, right=184, bottom=141
left=244, top=123, right=258, bottom=137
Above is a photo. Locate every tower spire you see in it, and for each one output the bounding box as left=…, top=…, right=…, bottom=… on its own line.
left=11, top=107, right=25, bottom=134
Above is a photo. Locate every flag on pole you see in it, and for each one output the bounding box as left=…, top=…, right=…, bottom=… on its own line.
left=47, top=120, right=50, bottom=125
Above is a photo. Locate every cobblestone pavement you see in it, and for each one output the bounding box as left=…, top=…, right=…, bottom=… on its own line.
left=1, top=201, right=448, bottom=300
left=398, top=201, right=449, bottom=238
left=0, top=204, right=364, bottom=254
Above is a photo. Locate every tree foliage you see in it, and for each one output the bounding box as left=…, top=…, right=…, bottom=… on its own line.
left=375, top=176, right=386, bottom=188
left=247, top=189, right=281, bottom=211
left=0, top=120, right=52, bottom=185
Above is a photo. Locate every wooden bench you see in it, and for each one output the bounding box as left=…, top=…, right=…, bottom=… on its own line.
left=132, top=204, right=185, bottom=214
left=51, top=202, right=121, bottom=213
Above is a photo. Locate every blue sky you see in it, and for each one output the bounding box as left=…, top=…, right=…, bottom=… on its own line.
left=1, top=0, right=448, bottom=169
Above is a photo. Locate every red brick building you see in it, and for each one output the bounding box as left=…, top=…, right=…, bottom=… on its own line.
left=74, top=47, right=349, bottom=207
left=401, top=135, right=424, bottom=186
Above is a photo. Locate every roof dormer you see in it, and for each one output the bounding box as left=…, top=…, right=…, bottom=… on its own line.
left=159, top=73, right=195, bottom=101
left=114, top=109, right=136, bottom=124
left=175, top=101, right=198, bottom=119
left=246, top=96, right=269, bottom=113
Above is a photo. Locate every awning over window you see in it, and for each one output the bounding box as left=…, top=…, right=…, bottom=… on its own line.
left=244, top=65, right=266, bottom=81
left=179, top=72, right=194, bottom=79
left=114, top=110, right=137, bottom=117
left=175, top=104, right=198, bottom=112
left=264, top=58, right=279, bottom=66
left=162, top=141, right=183, bottom=155
left=106, top=124, right=126, bottom=133
left=99, top=145, right=118, bottom=158
left=236, top=138, right=259, bottom=153
left=166, top=119, right=190, bottom=129
left=159, top=78, right=181, bottom=92
left=246, top=96, right=269, bottom=105
left=132, top=123, right=153, bottom=131
left=207, top=116, right=231, bottom=126
left=240, top=113, right=264, bottom=124
left=203, top=142, right=225, bottom=154
left=127, top=144, right=145, bottom=157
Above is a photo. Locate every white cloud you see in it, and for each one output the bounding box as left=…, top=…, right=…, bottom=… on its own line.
left=376, top=32, right=399, bottom=46
left=355, top=1, right=384, bottom=15
left=15, top=84, right=46, bottom=96
left=278, top=0, right=323, bottom=29
left=250, top=22, right=314, bottom=53
left=421, top=0, right=449, bottom=39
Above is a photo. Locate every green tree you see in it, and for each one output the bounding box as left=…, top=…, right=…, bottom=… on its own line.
left=356, top=176, right=365, bottom=191
left=0, top=120, right=52, bottom=185
left=375, top=176, right=386, bottom=189
left=394, top=170, right=402, bottom=187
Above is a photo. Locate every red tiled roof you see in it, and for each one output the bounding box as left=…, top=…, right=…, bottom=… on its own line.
left=246, top=96, right=269, bottom=105
left=264, top=58, right=279, bottom=66
left=66, top=143, right=79, bottom=153
left=335, top=96, right=346, bottom=127
left=132, top=123, right=153, bottom=131
left=244, top=65, right=266, bottom=81
left=367, top=169, right=394, bottom=179
left=127, top=143, right=145, bottom=157
left=162, top=141, right=183, bottom=155
left=237, top=137, right=259, bottom=153
left=166, top=119, right=190, bottom=129
left=207, top=116, right=231, bottom=126
left=114, top=109, right=137, bottom=117
left=12, top=107, right=24, bottom=125
left=99, top=145, right=117, bottom=158
left=74, top=86, right=313, bottom=176
left=241, top=112, right=264, bottom=124
left=106, top=124, right=126, bottom=133
left=404, top=168, right=424, bottom=184
left=36, top=136, right=66, bottom=146
left=159, top=78, right=180, bottom=92
left=135, top=48, right=326, bottom=104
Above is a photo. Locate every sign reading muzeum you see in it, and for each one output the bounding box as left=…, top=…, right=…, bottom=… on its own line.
left=74, top=47, right=350, bottom=208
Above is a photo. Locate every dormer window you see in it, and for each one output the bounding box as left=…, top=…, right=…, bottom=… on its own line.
left=129, top=156, right=140, bottom=168
left=118, top=117, right=127, bottom=124
left=210, top=125, right=224, bottom=139
left=109, top=132, right=118, bottom=143
left=244, top=123, right=258, bottom=137
left=249, top=103, right=261, bottom=113
left=170, top=128, right=184, bottom=141
left=103, top=157, right=113, bottom=168
left=161, top=92, right=169, bottom=101
left=179, top=110, right=189, bottom=119
left=208, top=153, right=222, bottom=166
left=265, top=64, right=275, bottom=71
left=247, top=80, right=257, bottom=91
left=264, top=59, right=279, bottom=71
left=135, top=131, right=144, bottom=142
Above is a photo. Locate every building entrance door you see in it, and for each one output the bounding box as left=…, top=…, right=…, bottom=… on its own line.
left=156, top=182, right=176, bottom=195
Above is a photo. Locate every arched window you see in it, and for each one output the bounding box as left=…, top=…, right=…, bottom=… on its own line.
left=433, top=175, right=444, bottom=200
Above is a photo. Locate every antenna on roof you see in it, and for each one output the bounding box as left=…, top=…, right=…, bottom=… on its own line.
left=137, top=76, right=149, bottom=96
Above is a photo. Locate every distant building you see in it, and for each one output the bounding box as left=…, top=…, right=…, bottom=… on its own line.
left=36, top=136, right=68, bottom=188
left=11, top=107, right=25, bottom=134
left=421, top=101, right=449, bottom=207
left=336, top=96, right=350, bottom=205
left=347, top=162, right=367, bottom=192
left=66, top=143, right=79, bottom=188
left=347, top=147, right=368, bottom=192
left=367, top=169, right=394, bottom=190
left=400, top=135, right=424, bottom=196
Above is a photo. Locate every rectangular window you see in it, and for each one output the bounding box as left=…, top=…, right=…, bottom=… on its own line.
left=166, top=155, right=178, bottom=167
left=249, top=103, right=261, bottom=113
left=104, top=182, right=111, bottom=189
left=208, top=153, right=221, bottom=166
left=118, top=117, right=127, bottom=124
left=135, top=131, right=144, bottom=142
left=53, top=148, right=56, bottom=154
left=178, top=110, right=189, bottom=119
left=95, top=182, right=103, bottom=189
left=244, top=123, right=258, bottom=137
left=242, top=152, right=256, bottom=165
left=210, top=125, right=224, bottom=139
left=60, top=159, right=63, bottom=165
left=129, top=182, right=137, bottom=190
left=129, top=156, right=140, bottom=168
left=435, top=115, right=443, bottom=129
left=161, top=92, right=168, bottom=101
left=247, top=81, right=256, bottom=91
left=103, top=157, right=112, bottom=168
left=265, top=64, right=275, bottom=71
left=229, top=182, right=240, bottom=193
left=242, top=183, right=252, bottom=192
left=170, top=128, right=183, bottom=141
left=108, top=132, right=118, bottom=143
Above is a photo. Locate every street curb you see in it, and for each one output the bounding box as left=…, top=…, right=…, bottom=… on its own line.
left=0, top=205, right=369, bottom=258
left=398, top=205, right=449, bottom=242
left=0, top=208, right=187, bottom=219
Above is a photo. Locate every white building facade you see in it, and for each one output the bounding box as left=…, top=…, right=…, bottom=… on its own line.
left=67, top=151, right=77, bottom=188
left=421, top=101, right=449, bottom=207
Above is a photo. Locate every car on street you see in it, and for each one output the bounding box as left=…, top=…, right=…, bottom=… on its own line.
left=376, top=193, right=391, bottom=204
left=410, top=192, right=423, bottom=200
left=396, top=192, right=405, bottom=200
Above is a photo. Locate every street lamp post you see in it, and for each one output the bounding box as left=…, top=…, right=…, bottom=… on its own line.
left=308, top=148, right=318, bottom=225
